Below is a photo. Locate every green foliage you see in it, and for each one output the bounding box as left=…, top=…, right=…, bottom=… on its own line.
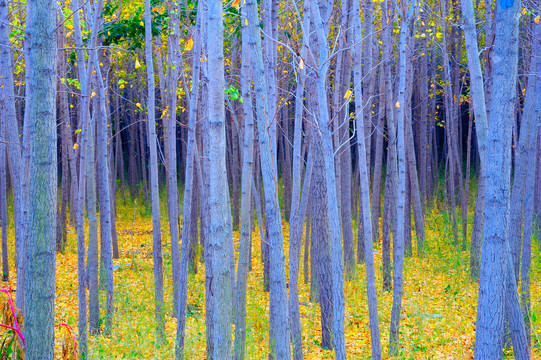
left=225, top=85, right=243, bottom=103
left=100, top=1, right=169, bottom=51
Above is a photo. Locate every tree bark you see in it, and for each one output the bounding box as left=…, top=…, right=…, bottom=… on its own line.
left=473, top=0, right=526, bottom=357
left=23, top=0, right=57, bottom=356
left=389, top=2, right=411, bottom=354
left=310, top=1, right=346, bottom=357
left=287, top=2, right=310, bottom=357
left=166, top=0, right=182, bottom=317
left=0, top=110, right=8, bottom=282
left=176, top=3, right=204, bottom=357
left=145, top=0, right=165, bottom=341
left=310, top=136, right=333, bottom=350
left=0, top=0, right=28, bottom=313
left=234, top=9, right=256, bottom=358
left=245, top=0, right=292, bottom=357
left=352, top=1, right=382, bottom=355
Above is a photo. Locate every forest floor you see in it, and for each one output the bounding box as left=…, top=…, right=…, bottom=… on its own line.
left=2, top=193, right=541, bottom=359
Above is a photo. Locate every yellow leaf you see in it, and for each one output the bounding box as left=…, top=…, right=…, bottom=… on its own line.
left=298, top=58, right=304, bottom=70
left=136, top=103, right=142, bottom=108
left=232, top=0, right=240, bottom=10
left=343, top=89, right=352, bottom=99
left=522, top=8, right=527, bottom=15
left=395, top=101, right=401, bottom=108
left=245, top=18, right=248, bottom=26
left=535, top=17, right=540, bottom=24
left=73, top=143, right=79, bottom=150
left=185, top=38, right=194, bottom=51
left=135, top=59, right=141, bottom=69
left=91, top=91, right=96, bottom=98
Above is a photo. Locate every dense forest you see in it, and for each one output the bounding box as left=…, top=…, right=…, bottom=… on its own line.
left=0, top=0, right=540, bottom=358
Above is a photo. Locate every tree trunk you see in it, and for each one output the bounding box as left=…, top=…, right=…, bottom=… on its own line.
left=57, top=29, right=69, bottom=253
left=381, top=153, right=394, bottom=291
left=371, top=75, right=385, bottom=245
left=460, top=0, right=491, bottom=281
left=310, top=1, right=346, bottom=357
left=166, top=0, right=181, bottom=317
left=234, top=9, right=256, bottom=357
left=381, top=0, right=397, bottom=293
left=145, top=0, right=165, bottom=341
left=389, top=3, right=410, bottom=354
left=352, top=2, right=382, bottom=355
left=287, top=3, right=310, bottom=357
left=0, top=0, right=28, bottom=313
left=246, top=0, right=292, bottom=356
left=310, top=136, right=333, bottom=350
left=520, top=19, right=541, bottom=344
left=206, top=1, right=233, bottom=357
left=93, top=43, right=115, bottom=336
left=474, top=0, right=525, bottom=357
left=175, top=4, right=203, bottom=357
left=0, top=115, right=8, bottom=282
left=87, top=98, right=100, bottom=335
left=23, top=0, right=57, bottom=356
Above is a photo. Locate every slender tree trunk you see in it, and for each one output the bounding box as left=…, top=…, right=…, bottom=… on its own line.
left=371, top=75, right=385, bottom=245
left=440, top=12, right=459, bottom=246
left=166, top=0, right=181, bottom=317
left=352, top=2, right=382, bottom=355
left=0, top=0, right=28, bottom=313
left=460, top=0, right=491, bottom=281
left=287, top=2, right=310, bottom=357
left=474, top=0, right=526, bottom=357
left=310, top=1, right=346, bottom=357
left=145, top=0, right=165, bottom=341
left=23, top=0, right=57, bottom=356
left=70, top=0, right=100, bottom=352
left=234, top=10, right=256, bottom=358
left=405, top=109, right=426, bottom=256
left=0, top=116, right=8, bottom=282
left=57, top=38, right=69, bottom=253
left=87, top=99, right=100, bottom=334
left=520, top=19, right=541, bottom=344
left=381, top=0, right=397, bottom=293
left=310, top=136, right=333, bottom=350
left=206, top=1, right=233, bottom=357
left=389, top=3, right=410, bottom=354
left=262, top=0, right=278, bottom=173
left=508, top=25, right=541, bottom=280
left=462, top=107, right=473, bottom=251
left=419, top=34, right=429, bottom=206
left=175, top=4, right=203, bottom=357
left=381, top=154, right=394, bottom=291
left=246, top=0, right=292, bottom=357
left=93, top=39, right=115, bottom=336
left=404, top=157, right=412, bottom=257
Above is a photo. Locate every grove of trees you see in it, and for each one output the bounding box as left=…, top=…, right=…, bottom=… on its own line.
left=0, top=0, right=540, bottom=358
